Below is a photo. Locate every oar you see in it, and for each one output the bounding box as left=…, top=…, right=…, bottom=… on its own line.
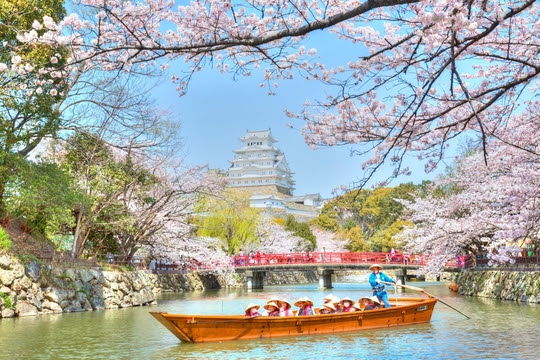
left=381, top=281, right=471, bottom=319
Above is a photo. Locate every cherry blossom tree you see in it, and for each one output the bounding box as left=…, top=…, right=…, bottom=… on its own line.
left=252, top=216, right=304, bottom=253
left=148, top=235, right=236, bottom=283
left=400, top=102, right=540, bottom=273
left=13, top=0, right=538, bottom=185
left=312, top=226, right=347, bottom=252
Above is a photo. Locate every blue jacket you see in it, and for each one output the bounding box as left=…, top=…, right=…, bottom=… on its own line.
left=369, top=272, right=394, bottom=290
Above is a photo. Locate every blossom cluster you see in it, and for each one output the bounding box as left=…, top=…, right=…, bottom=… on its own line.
left=399, top=101, right=540, bottom=273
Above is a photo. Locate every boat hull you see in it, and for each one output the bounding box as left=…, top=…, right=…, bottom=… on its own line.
left=150, top=297, right=436, bottom=343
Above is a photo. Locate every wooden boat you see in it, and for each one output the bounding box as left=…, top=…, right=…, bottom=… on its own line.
left=150, top=296, right=437, bottom=343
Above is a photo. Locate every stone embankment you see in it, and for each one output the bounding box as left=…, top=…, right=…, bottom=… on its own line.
left=0, top=254, right=230, bottom=319
left=456, top=270, right=540, bottom=303
left=263, top=270, right=319, bottom=285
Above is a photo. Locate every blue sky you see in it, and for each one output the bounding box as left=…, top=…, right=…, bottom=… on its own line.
left=151, top=33, right=449, bottom=198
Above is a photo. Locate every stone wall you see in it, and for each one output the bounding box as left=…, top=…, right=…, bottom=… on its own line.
left=456, top=270, right=540, bottom=303
left=0, top=254, right=230, bottom=319
left=263, top=270, right=319, bottom=285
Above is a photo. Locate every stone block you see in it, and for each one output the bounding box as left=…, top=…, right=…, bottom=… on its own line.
left=103, top=272, right=117, bottom=282
left=104, top=297, right=120, bottom=309
left=16, top=290, right=27, bottom=300
left=0, top=254, right=12, bottom=269
left=101, top=287, right=115, bottom=299
left=132, top=288, right=155, bottom=306
left=0, top=269, right=15, bottom=286
left=42, top=300, right=63, bottom=313
left=63, top=301, right=83, bottom=313
left=79, top=269, right=95, bottom=283
left=1, top=308, right=15, bottom=318
left=15, top=301, right=39, bottom=317
left=11, top=264, right=25, bottom=279
left=90, top=296, right=105, bottom=310
left=83, top=299, right=93, bottom=311
left=25, top=261, right=41, bottom=281
left=44, top=288, right=74, bottom=303
left=18, top=276, right=33, bottom=290
left=118, top=282, right=130, bottom=294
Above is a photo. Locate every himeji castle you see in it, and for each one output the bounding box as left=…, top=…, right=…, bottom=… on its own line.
left=227, top=129, right=323, bottom=219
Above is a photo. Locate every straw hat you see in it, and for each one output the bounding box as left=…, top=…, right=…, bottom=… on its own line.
left=264, top=301, right=279, bottom=311
left=358, top=296, right=371, bottom=303
left=294, top=296, right=313, bottom=307
left=323, top=294, right=337, bottom=302
left=370, top=296, right=382, bottom=305
left=278, top=299, right=291, bottom=309
left=369, top=264, right=383, bottom=270
left=323, top=302, right=336, bottom=311
left=244, top=303, right=260, bottom=313
left=340, top=297, right=354, bottom=305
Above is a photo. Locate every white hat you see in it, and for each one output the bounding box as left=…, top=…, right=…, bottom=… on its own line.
left=294, top=296, right=313, bottom=307
left=370, top=296, right=382, bottom=305
left=244, top=303, right=260, bottom=312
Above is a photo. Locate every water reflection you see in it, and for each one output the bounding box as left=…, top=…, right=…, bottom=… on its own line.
left=0, top=282, right=538, bottom=360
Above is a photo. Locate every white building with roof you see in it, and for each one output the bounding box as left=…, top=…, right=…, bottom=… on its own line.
left=227, top=129, right=295, bottom=196
left=226, top=129, right=324, bottom=219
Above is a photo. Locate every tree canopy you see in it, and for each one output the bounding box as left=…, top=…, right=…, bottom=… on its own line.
left=8, top=0, right=538, bottom=186
left=313, top=183, right=418, bottom=251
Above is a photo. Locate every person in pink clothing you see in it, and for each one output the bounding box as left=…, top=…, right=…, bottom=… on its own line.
left=278, top=299, right=293, bottom=317
left=244, top=303, right=260, bottom=317
left=340, top=297, right=355, bottom=312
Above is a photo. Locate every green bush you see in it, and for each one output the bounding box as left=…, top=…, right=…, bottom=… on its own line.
left=285, top=215, right=317, bottom=251
left=0, top=228, right=12, bottom=251
left=0, top=292, right=14, bottom=309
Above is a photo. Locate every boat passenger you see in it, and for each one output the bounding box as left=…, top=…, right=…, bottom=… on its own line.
left=264, top=301, right=280, bottom=317
left=331, top=296, right=342, bottom=312
left=294, top=296, right=314, bottom=316
left=319, top=302, right=336, bottom=314
left=245, top=303, right=261, bottom=317
left=358, top=297, right=372, bottom=311
left=278, top=299, right=293, bottom=317
left=323, top=294, right=337, bottom=304
left=368, top=263, right=396, bottom=308
left=364, top=296, right=382, bottom=310
left=340, top=297, right=355, bottom=312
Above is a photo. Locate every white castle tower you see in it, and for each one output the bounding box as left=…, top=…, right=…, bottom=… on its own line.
left=227, top=129, right=295, bottom=196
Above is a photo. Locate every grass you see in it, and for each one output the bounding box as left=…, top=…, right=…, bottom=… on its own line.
left=15, top=253, right=41, bottom=264
left=0, top=227, right=12, bottom=252
left=0, top=292, right=14, bottom=309
left=102, top=264, right=134, bottom=272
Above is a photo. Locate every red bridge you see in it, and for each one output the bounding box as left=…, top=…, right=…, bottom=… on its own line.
left=232, top=251, right=464, bottom=290
left=232, top=251, right=463, bottom=268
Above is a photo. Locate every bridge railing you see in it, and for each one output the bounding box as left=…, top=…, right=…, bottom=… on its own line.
left=232, top=252, right=432, bottom=267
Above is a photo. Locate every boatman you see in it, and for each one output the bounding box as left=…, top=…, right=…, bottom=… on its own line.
left=368, top=264, right=395, bottom=308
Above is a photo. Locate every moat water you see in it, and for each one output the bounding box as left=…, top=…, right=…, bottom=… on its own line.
left=0, top=282, right=538, bottom=359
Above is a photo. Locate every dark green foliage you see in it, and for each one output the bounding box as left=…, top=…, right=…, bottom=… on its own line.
left=285, top=215, right=316, bottom=251
left=5, top=160, right=86, bottom=239
left=0, top=0, right=68, bottom=215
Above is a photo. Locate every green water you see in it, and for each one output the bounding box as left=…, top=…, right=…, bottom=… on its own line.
left=0, top=282, right=538, bottom=360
